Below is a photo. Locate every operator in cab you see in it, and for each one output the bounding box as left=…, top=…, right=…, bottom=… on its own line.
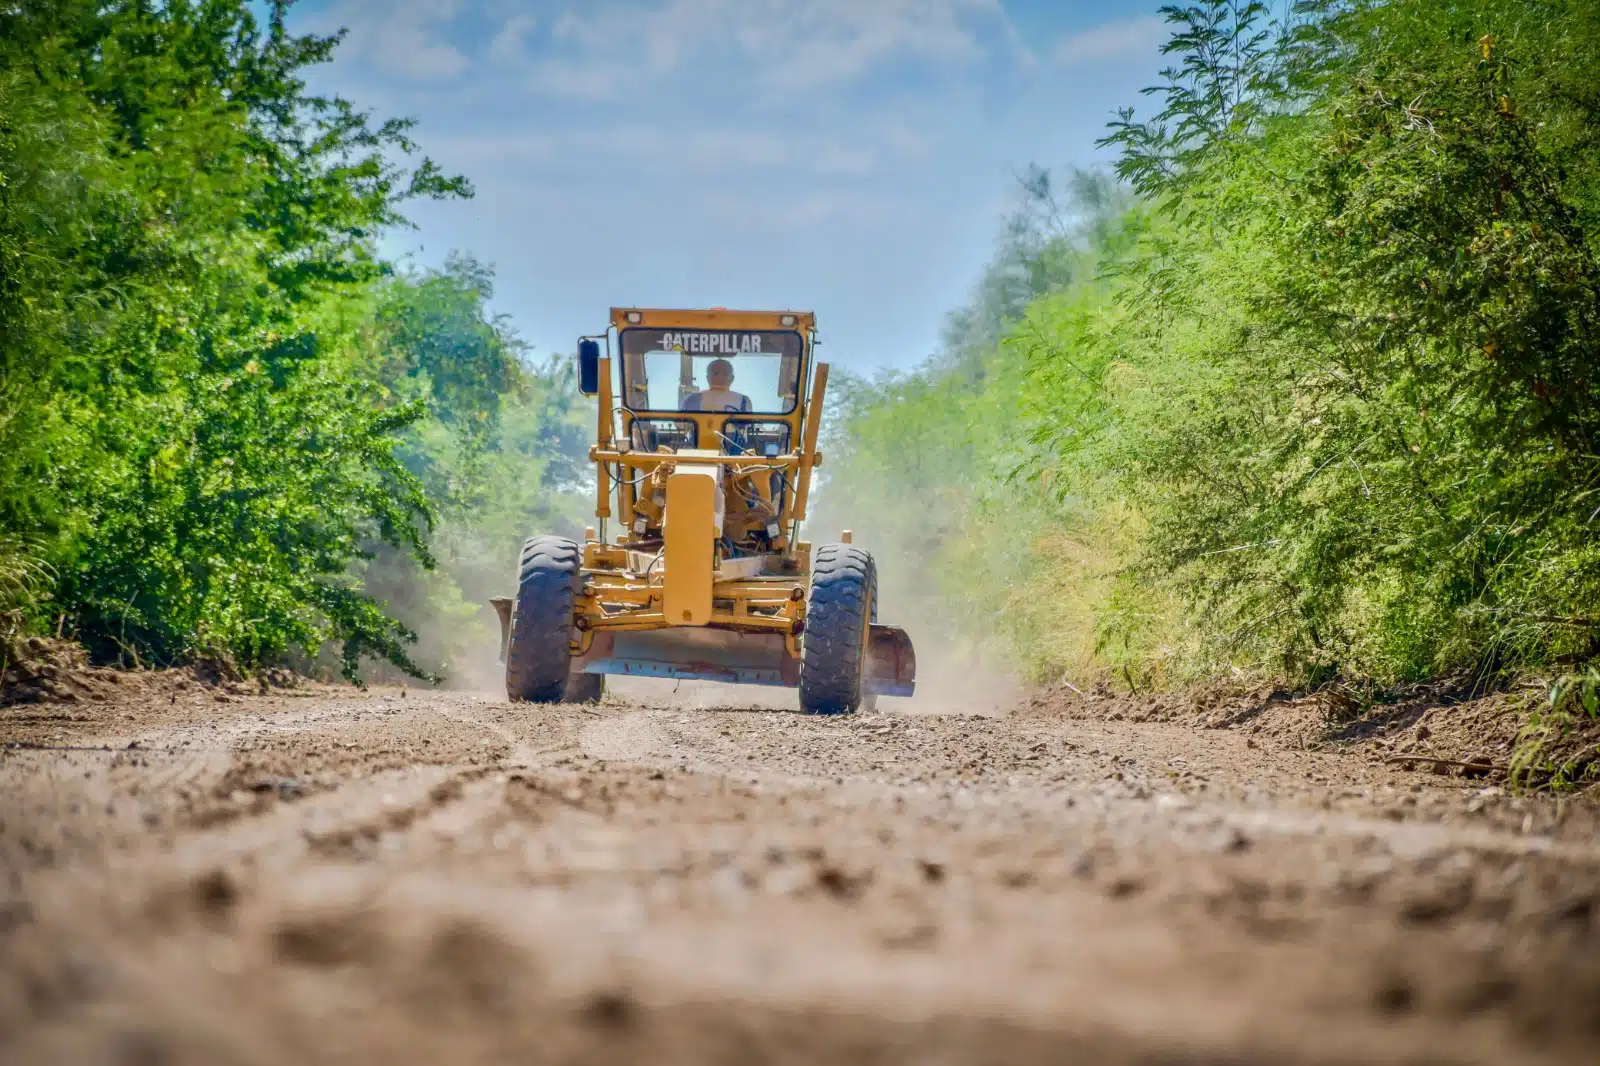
left=682, top=358, right=752, bottom=413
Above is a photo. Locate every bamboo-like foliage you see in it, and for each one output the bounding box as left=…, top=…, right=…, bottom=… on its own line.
left=821, top=0, right=1600, bottom=691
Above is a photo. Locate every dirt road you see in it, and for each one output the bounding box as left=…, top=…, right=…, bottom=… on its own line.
left=2, top=677, right=1597, bottom=1065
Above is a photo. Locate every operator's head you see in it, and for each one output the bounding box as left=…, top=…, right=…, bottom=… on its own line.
left=707, top=358, right=734, bottom=389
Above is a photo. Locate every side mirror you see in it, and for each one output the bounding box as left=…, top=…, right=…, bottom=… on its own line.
left=577, top=338, right=601, bottom=396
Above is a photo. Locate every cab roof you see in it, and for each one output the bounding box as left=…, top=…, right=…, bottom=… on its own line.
left=610, top=307, right=815, bottom=333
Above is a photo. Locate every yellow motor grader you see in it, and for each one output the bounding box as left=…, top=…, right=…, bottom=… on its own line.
left=491, top=307, right=915, bottom=713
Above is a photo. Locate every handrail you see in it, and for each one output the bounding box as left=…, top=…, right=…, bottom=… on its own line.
left=586, top=449, right=806, bottom=470
left=595, top=356, right=613, bottom=522
left=790, top=362, right=828, bottom=529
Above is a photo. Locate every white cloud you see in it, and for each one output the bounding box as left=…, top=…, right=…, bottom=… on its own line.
left=489, top=13, right=538, bottom=66
left=874, top=118, right=935, bottom=164
left=740, top=0, right=1002, bottom=92
left=704, top=188, right=913, bottom=234
left=529, top=0, right=1018, bottom=98
left=307, top=0, right=470, bottom=82
left=525, top=57, right=633, bottom=100
left=426, top=126, right=894, bottom=179
left=1053, top=14, right=1166, bottom=67
left=294, top=0, right=1169, bottom=374
left=301, top=0, right=1023, bottom=101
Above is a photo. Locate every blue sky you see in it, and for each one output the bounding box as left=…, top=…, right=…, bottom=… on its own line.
left=288, top=0, right=1173, bottom=372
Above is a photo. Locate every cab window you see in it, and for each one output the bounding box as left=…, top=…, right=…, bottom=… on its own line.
left=619, top=329, right=802, bottom=414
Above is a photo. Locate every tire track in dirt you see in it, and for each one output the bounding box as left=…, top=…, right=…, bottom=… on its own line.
left=1, top=685, right=1597, bottom=1065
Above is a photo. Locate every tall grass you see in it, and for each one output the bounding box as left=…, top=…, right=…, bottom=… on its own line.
left=817, top=0, right=1600, bottom=696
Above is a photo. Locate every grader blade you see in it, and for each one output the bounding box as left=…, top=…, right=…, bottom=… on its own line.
left=865, top=624, right=916, bottom=697
left=573, top=629, right=800, bottom=687
left=490, top=597, right=513, bottom=663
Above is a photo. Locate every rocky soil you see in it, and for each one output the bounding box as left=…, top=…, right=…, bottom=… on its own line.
left=1, top=675, right=1597, bottom=1064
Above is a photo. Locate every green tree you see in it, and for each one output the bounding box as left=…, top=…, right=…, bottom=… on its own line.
left=821, top=0, right=1600, bottom=694
left=0, top=0, right=470, bottom=678
left=1020, top=0, right=1600, bottom=680
left=345, top=256, right=590, bottom=683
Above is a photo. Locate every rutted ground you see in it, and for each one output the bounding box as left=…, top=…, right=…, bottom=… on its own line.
left=1, top=679, right=1597, bottom=1065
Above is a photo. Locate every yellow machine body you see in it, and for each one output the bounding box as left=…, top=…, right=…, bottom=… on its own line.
left=661, top=460, right=723, bottom=626
left=502, top=307, right=915, bottom=697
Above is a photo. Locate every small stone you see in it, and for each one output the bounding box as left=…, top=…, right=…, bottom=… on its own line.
left=0, top=900, right=34, bottom=933
left=998, top=869, right=1035, bottom=889
left=1374, top=974, right=1416, bottom=1015
left=582, top=990, right=636, bottom=1030
left=1106, top=875, right=1146, bottom=900
left=192, top=868, right=239, bottom=917
left=815, top=864, right=871, bottom=901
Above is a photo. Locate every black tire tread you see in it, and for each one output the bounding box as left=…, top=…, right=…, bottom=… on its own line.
left=506, top=535, right=582, bottom=703
left=799, top=544, right=876, bottom=715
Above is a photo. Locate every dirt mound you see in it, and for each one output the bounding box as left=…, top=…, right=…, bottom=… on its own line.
left=1016, top=677, right=1599, bottom=792
left=1, top=635, right=302, bottom=711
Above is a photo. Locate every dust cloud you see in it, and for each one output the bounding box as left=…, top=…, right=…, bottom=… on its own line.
left=412, top=508, right=1019, bottom=713
left=801, top=523, right=1023, bottom=716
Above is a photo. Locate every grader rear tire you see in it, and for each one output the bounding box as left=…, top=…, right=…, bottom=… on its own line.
left=506, top=536, right=603, bottom=704
left=799, top=544, right=876, bottom=715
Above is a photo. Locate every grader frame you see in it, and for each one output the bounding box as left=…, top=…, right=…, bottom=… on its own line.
left=494, top=307, right=914, bottom=713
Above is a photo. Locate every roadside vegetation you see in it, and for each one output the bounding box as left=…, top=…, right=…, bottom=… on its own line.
left=0, top=1, right=585, bottom=683
left=2, top=1, right=1596, bottom=782
left=816, top=0, right=1600, bottom=781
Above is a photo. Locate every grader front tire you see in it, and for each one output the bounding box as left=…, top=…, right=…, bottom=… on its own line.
left=506, top=535, right=596, bottom=704
left=799, top=544, right=876, bottom=715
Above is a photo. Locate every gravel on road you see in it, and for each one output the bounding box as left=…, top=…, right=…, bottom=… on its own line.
left=2, top=678, right=1597, bottom=1065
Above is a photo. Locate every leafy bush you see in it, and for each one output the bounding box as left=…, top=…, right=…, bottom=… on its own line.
left=1512, top=670, right=1600, bottom=790
left=1082, top=0, right=1600, bottom=679
left=821, top=0, right=1600, bottom=696
left=0, top=1, right=470, bottom=679
left=349, top=257, right=591, bottom=683
left=813, top=169, right=1150, bottom=681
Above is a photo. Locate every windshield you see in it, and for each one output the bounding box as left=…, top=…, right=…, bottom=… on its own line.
left=619, top=329, right=803, bottom=414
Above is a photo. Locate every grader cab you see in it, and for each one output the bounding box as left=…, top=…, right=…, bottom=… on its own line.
left=491, top=307, right=915, bottom=714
